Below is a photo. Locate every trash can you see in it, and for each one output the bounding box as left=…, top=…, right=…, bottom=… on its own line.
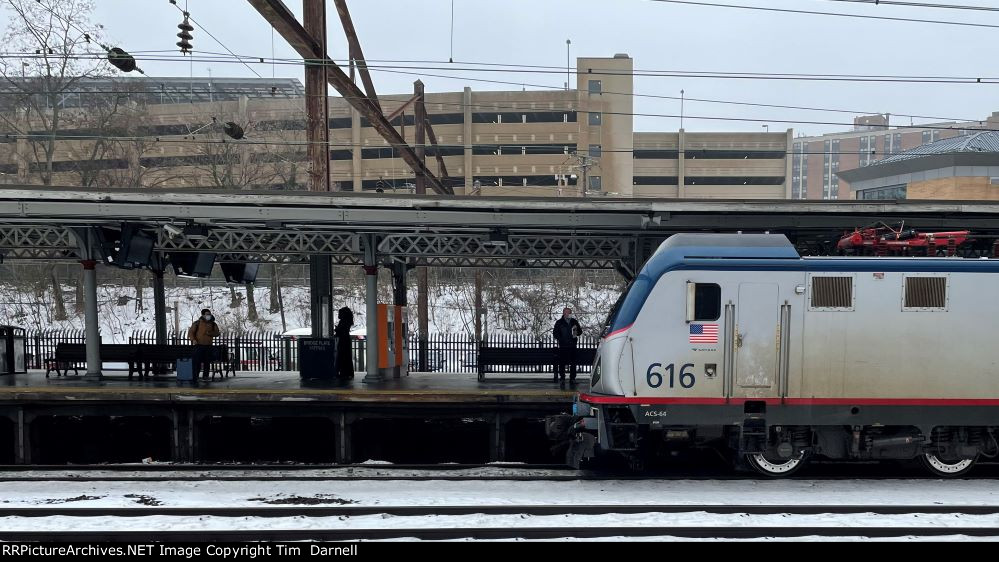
left=0, top=326, right=27, bottom=375
left=298, top=338, right=336, bottom=380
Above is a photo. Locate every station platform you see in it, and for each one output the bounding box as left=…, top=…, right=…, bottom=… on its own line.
left=0, top=371, right=585, bottom=465
left=0, top=370, right=585, bottom=404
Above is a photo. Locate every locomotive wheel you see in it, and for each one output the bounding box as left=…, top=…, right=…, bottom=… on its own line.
left=745, top=452, right=807, bottom=477
left=919, top=453, right=976, bottom=477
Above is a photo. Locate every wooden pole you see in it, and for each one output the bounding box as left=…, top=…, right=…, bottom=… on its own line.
left=304, top=0, right=329, bottom=192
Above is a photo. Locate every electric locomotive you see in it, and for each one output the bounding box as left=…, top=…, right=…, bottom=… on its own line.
left=556, top=233, right=999, bottom=476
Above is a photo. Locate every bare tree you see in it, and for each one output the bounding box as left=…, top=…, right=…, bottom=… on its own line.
left=188, top=108, right=288, bottom=190
left=245, top=282, right=258, bottom=322
left=49, top=264, right=67, bottom=320
left=74, top=268, right=84, bottom=315
left=268, top=264, right=281, bottom=313
left=86, top=93, right=188, bottom=189
left=0, top=0, right=113, bottom=186
left=133, top=269, right=144, bottom=313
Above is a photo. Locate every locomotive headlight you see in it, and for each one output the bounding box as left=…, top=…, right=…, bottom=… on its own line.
left=591, top=358, right=601, bottom=386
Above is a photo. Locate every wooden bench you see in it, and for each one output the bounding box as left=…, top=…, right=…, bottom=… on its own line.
left=48, top=344, right=142, bottom=378
left=47, top=343, right=232, bottom=379
left=477, top=345, right=596, bottom=382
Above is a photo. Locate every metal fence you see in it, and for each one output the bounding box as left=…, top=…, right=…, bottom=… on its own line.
left=24, top=330, right=598, bottom=374
left=25, top=329, right=87, bottom=370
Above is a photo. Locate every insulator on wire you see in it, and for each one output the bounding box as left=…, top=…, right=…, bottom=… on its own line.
left=177, top=13, right=194, bottom=55
left=222, top=122, right=244, bottom=140
left=107, top=47, right=137, bottom=73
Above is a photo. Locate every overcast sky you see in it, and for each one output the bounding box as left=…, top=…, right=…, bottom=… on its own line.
left=7, top=0, right=999, bottom=136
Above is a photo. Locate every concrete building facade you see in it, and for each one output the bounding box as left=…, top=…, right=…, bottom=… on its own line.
left=0, top=56, right=794, bottom=198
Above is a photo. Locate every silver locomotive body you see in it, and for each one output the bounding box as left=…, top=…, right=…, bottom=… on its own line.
left=573, top=233, right=999, bottom=476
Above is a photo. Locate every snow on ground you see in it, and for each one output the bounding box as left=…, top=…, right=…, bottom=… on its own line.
left=0, top=512, right=996, bottom=532
left=1, top=475, right=996, bottom=538
left=1, top=477, right=998, bottom=508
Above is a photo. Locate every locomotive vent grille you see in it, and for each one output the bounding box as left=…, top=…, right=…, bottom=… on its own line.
left=810, top=276, right=853, bottom=308
left=904, top=276, right=947, bottom=309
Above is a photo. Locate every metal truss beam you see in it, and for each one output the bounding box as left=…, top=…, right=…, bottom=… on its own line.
left=214, top=252, right=362, bottom=265
left=0, top=226, right=80, bottom=260
left=158, top=230, right=359, bottom=256
left=0, top=225, right=625, bottom=269
left=333, top=0, right=379, bottom=112
left=246, top=0, right=450, bottom=194
left=406, top=256, right=620, bottom=269
left=377, top=234, right=630, bottom=261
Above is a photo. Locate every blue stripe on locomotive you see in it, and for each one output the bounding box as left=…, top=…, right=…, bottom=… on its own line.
left=608, top=233, right=999, bottom=334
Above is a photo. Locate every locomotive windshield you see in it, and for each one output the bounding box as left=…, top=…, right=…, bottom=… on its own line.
left=603, top=274, right=653, bottom=336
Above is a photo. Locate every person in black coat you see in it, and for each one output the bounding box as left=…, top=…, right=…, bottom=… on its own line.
left=335, top=307, right=355, bottom=380
left=552, top=307, right=582, bottom=385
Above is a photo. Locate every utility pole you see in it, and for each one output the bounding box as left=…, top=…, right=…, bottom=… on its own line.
left=565, top=39, right=571, bottom=90
left=474, top=166, right=483, bottom=344
left=568, top=153, right=593, bottom=196
left=304, top=0, right=333, bottom=339
left=680, top=89, right=684, bottom=130
left=304, top=0, right=330, bottom=193
left=414, top=80, right=429, bottom=372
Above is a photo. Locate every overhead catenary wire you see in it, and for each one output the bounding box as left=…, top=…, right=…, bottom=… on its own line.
left=818, top=0, right=999, bottom=14
left=643, top=0, right=999, bottom=29
left=3, top=45, right=995, bottom=133
left=0, top=50, right=992, bottom=128
left=0, top=131, right=971, bottom=158
left=0, top=83, right=982, bottom=125
left=12, top=0, right=148, bottom=75
left=10, top=0, right=999, bottom=129
left=5, top=51, right=999, bottom=84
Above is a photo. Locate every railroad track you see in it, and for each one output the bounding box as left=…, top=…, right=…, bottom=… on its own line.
left=0, top=504, right=996, bottom=540
left=2, top=462, right=998, bottom=482
left=1, top=527, right=998, bottom=540
left=0, top=504, right=998, bottom=517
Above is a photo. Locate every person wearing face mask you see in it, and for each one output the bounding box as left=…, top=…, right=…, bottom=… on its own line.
left=552, top=307, right=583, bottom=386
left=187, top=308, right=221, bottom=380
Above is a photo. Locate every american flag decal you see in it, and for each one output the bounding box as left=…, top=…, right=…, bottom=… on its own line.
left=689, top=323, right=719, bottom=344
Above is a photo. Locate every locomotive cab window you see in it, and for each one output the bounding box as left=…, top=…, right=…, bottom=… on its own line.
left=686, top=282, right=721, bottom=322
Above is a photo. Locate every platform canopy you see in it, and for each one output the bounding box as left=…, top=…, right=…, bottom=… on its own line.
left=1, top=187, right=999, bottom=276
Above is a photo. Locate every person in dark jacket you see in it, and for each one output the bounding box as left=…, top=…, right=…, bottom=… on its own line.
left=335, top=307, right=355, bottom=380
left=187, top=308, right=221, bottom=380
left=552, top=307, right=582, bottom=385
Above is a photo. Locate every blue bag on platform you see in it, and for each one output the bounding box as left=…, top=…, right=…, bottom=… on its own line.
left=176, top=358, right=194, bottom=381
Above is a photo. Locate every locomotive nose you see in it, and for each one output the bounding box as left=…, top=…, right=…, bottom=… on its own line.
left=590, top=329, right=628, bottom=397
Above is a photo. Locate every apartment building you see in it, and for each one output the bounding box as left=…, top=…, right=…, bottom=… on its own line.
left=791, top=113, right=999, bottom=199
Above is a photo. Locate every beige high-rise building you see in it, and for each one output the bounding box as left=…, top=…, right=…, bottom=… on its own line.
left=0, top=56, right=794, bottom=198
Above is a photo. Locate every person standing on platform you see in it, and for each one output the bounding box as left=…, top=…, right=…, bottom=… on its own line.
left=553, top=307, right=582, bottom=386
left=335, top=306, right=355, bottom=380
left=187, top=308, right=220, bottom=380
